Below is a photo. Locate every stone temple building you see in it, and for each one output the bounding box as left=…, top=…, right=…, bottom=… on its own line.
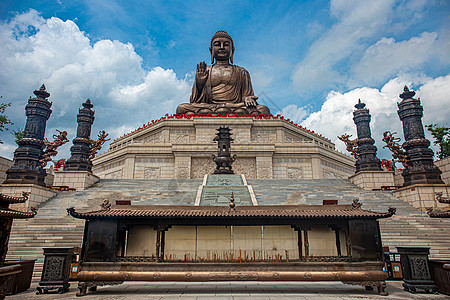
left=92, top=115, right=355, bottom=180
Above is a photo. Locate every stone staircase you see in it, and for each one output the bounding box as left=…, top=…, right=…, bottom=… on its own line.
left=5, top=178, right=450, bottom=281
left=249, top=178, right=450, bottom=259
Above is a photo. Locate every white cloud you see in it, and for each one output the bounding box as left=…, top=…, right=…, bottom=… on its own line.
left=291, top=0, right=447, bottom=94
left=0, top=10, right=190, bottom=160
left=276, top=105, right=310, bottom=124
left=298, top=74, right=450, bottom=159
left=292, top=0, right=396, bottom=93
left=352, top=32, right=438, bottom=84
left=0, top=143, right=16, bottom=160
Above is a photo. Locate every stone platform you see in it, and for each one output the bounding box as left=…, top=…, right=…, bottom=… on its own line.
left=7, top=281, right=448, bottom=299
left=92, top=115, right=355, bottom=180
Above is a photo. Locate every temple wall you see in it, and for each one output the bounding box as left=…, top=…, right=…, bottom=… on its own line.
left=143, top=225, right=304, bottom=261
left=92, top=118, right=355, bottom=180
left=134, top=157, right=175, bottom=179
left=126, top=225, right=157, bottom=257
left=435, top=157, right=450, bottom=185
left=0, top=156, right=13, bottom=183
left=273, top=157, right=312, bottom=179
left=164, top=226, right=196, bottom=260
left=308, top=226, right=338, bottom=256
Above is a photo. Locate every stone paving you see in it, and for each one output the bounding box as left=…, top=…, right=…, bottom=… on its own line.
left=8, top=281, right=449, bottom=299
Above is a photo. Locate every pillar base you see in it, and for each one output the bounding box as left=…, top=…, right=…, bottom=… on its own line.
left=348, top=171, right=394, bottom=191
left=0, top=184, right=57, bottom=212
left=392, top=184, right=450, bottom=211
left=53, top=171, right=99, bottom=191
left=3, top=169, right=46, bottom=187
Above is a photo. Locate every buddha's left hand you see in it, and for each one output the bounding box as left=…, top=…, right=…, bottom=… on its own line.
left=244, top=96, right=258, bottom=108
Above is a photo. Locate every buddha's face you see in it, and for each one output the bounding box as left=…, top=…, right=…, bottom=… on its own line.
left=211, top=37, right=233, bottom=62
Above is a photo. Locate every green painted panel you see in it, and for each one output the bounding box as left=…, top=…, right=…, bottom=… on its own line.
left=200, top=186, right=252, bottom=206
left=206, top=175, right=243, bottom=186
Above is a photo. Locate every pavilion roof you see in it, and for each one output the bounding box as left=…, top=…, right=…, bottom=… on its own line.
left=0, top=208, right=36, bottom=219
left=67, top=204, right=395, bottom=220
left=0, top=192, right=30, bottom=204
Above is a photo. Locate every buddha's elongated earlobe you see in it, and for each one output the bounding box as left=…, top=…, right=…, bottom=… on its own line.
left=210, top=46, right=214, bottom=64
left=230, top=47, right=234, bottom=64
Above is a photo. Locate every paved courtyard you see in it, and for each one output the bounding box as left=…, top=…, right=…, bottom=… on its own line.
left=8, top=281, right=449, bottom=299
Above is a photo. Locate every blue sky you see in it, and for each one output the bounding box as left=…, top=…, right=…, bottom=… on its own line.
left=0, top=0, right=449, bottom=160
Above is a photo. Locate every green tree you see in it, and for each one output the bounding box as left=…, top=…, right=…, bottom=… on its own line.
left=12, top=128, right=24, bottom=145
left=0, top=100, right=14, bottom=144
left=425, top=124, right=450, bottom=159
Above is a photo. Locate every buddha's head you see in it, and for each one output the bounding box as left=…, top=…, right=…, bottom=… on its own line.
left=210, top=30, right=234, bottom=64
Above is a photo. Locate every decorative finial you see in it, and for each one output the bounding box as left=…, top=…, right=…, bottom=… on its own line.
left=229, top=192, right=236, bottom=210
left=399, top=85, right=415, bottom=99
left=388, top=207, right=397, bottom=215
left=33, top=83, right=50, bottom=99
left=351, top=198, right=362, bottom=209
left=82, top=98, right=94, bottom=109
left=101, top=199, right=111, bottom=210
left=354, top=99, right=366, bottom=109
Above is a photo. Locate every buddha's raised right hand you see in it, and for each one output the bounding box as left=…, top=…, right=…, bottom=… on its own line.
left=196, top=61, right=208, bottom=88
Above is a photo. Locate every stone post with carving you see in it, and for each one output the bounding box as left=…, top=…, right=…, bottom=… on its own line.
left=65, top=99, right=95, bottom=172
left=4, top=85, right=53, bottom=186
left=397, top=86, right=443, bottom=186
left=353, top=99, right=382, bottom=172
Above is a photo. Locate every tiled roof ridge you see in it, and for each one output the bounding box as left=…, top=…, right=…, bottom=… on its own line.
left=0, top=192, right=30, bottom=204
left=112, top=114, right=331, bottom=143
left=68, top=204, right=394, bottom=220
left=0, top=208, right=37, bottom=219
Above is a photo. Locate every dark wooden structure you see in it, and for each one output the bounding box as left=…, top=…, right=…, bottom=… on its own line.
left=0, top=192, right=37, bottom=299
left=397, top=246, right=437, bottom=293
left=69, top=202, right=395, bottom=296
left=36, top=248, right=73, bottom=294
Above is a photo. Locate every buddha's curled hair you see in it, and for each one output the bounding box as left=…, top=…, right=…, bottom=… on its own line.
left=210, top=30, right=234, bottom=49
left=210, top=30, right=235, bottom=64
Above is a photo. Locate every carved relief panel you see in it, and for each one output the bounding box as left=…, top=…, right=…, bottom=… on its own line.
left=257, top=161, right=273, bottom=179
left=191, top=158, right=215, bottom=179
left=233, top=158, right=256, bottom=179
left=287, top=167, right=303, bottom=179
left=251, top=130, right=276, bottom=142
left=144, top=167, right=160, bottom=179
left=105, top=170, right=122, bottom=179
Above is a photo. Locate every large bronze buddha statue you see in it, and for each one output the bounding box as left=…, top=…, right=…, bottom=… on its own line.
left=176, top=30, right=270, bottom=116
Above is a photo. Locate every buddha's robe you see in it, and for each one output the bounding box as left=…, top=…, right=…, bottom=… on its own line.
left=190, top=65, right=254, bottom=104
left=176, top=64, right=270, bottom=115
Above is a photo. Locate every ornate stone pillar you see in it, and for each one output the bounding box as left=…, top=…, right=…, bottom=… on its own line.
left=353, top=99, right=381, bottom=172
left=4, top=85, right=52, bottom=186
left=65, top=99, right=95, bottom=172
left=397, top=86, right=443, bottom=186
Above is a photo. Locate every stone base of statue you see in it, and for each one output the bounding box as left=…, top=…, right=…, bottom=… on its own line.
left=53, top=171, right=99, bottom=191
left=176, top=103, right=270, bottom=116
left=401, top=165, right=444, bottom=186
left=91, top=115, right=356, bottom=180
left=3, top=169, right=47, bottom=187
left=348, top=171, right=395, bottom=191
left=0, top=184, right=56, bottom=212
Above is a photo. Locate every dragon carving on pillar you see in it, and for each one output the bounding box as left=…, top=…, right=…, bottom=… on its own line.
left=39, top=130, right=69, bottom=167
left=89, top=130, right=110, bottom=159
left=382, top=131, right=409, bottom=168
left=338, top=133, right=359, bottom=159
